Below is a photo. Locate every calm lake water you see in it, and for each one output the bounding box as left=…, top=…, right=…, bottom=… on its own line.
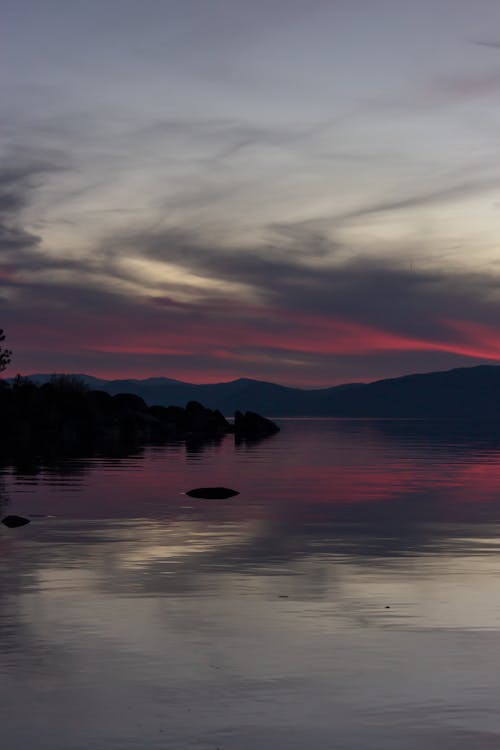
left=3, top=418, right=500, bottom=749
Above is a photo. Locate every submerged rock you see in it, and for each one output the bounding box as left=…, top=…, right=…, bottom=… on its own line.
left=186, top=487, right=239, bottom=499
left=2, top=515, right=31, bottom=528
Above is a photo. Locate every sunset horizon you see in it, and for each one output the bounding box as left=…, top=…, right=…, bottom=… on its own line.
left=3, top=1, right=500, bottom=386
left=10, top=355, right=500, bottom=391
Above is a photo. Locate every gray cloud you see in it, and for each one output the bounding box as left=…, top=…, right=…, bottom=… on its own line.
left=15, top=219, right=498, bottom=343
left=2, top=158, right=500, bottom=347
left=0, top=153, right=68, bottom=253
left=5, top=210, right=500, bottom=385
left=0, top=224, right=39, bottom=251
left=474, top=40, right=500, bottom=50
left=337, top=179, right=500, bottom=221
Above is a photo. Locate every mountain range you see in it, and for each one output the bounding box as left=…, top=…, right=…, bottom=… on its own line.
left=14, top=364, right=500, bottom=418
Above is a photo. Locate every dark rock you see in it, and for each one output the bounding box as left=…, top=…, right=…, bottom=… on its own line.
left=186, top=487, right=239, bottom=499
left=234, top=410, right=280, bottom=437
left=2, top=515, right=31, bottom=528
left=149, top=402, right=232, bottom=438
left=185, top=401, right=232, bottom=435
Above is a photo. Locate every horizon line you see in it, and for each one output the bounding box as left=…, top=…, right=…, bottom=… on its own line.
left=5, top=361, right=500, bottom=391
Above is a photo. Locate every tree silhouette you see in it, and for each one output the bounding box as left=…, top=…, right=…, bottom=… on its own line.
left=0, top=329, right=12, bottom=372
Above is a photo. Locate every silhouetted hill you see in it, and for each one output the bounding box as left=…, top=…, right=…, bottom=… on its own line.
left=15, top=365, right=500, bottom=417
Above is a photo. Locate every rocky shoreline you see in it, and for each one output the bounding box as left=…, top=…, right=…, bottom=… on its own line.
left=0, top=376, right=279, bottom=454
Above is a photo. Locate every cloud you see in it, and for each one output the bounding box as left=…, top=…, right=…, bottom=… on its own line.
left=0, top=152, right=68, bottom=255
left=337, top=179, right=500, bottom=221
left=2, top=137, right=500, bottom=385
left=359, top=68, right=500, bottom=116
left=5, top=209, right=500, bottom=384
left=474, top=40, right=500, bottom=51
left=0, top=224, right=39, bottom=251
left=109, top=223, right=494, bottom=330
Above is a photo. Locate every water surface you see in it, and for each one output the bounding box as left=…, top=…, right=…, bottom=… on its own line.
left=2, top=419, right=500, bottom=749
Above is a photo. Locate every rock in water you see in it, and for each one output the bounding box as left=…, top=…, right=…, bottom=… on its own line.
left=234, top=411, right=280, bottom=437
left=2, top=515, right=31, bottom=528
left=186, top=487, right=239, bottom=499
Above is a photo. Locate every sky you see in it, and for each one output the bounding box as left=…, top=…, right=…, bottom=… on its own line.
left=2, top=0, right=500, bottom=386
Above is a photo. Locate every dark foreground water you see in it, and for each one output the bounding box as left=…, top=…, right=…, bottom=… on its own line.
left=3, top=419, right=500, bottom=749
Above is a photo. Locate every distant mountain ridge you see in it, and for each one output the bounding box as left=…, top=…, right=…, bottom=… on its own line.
left=11, top=364, right=500, bottom=418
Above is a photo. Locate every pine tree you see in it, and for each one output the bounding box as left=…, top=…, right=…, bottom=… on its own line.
left=0, top=329, right=12, bottom=372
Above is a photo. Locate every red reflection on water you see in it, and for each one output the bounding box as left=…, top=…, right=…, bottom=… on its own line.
left=5, top=422, right=500, bottom=525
